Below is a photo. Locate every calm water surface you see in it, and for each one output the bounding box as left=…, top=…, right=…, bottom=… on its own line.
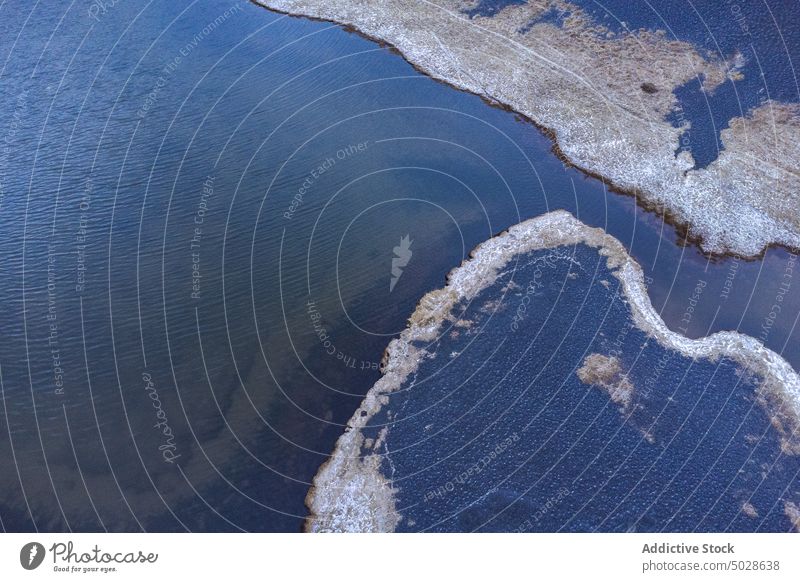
left=0, top=0, right=797, bottom=531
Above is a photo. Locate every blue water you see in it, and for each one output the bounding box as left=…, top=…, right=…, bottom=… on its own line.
left=666, top=76, right=734, bottom=170
left=0, top=0, right=797, bottom=531
left=463, top=0, right=527, bottom=19
left=365, top=245, right=799, bottom=532
left=570, top=0, right=800, bottom=168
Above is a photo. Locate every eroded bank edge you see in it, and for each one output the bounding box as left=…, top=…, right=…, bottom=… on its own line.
left=304, top=210, right=800, bottom=532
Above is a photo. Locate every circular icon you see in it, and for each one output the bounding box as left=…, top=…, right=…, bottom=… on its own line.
left=19, top=542, right=45, bottom=570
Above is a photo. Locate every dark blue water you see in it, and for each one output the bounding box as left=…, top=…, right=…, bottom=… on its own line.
left=0, top=0, right=797, bottom=531
left=570, top=0, right=800, bottom=168
left=463, top=0, right=527, bottom=18
left=365, top=244, right=798, bottom=532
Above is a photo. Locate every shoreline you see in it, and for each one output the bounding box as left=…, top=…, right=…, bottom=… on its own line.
left=253, top=0, right=714, bottom=257
left=255, top=0, right=800, bottom=259
left=303, top=210, right=800, bottom=532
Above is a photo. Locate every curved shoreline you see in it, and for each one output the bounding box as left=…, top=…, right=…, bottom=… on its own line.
left=303, top=210, right=800, bottom=532
left=256, top=0, right=800, bottom=258
left=253, top=0, right=714, bottom=258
